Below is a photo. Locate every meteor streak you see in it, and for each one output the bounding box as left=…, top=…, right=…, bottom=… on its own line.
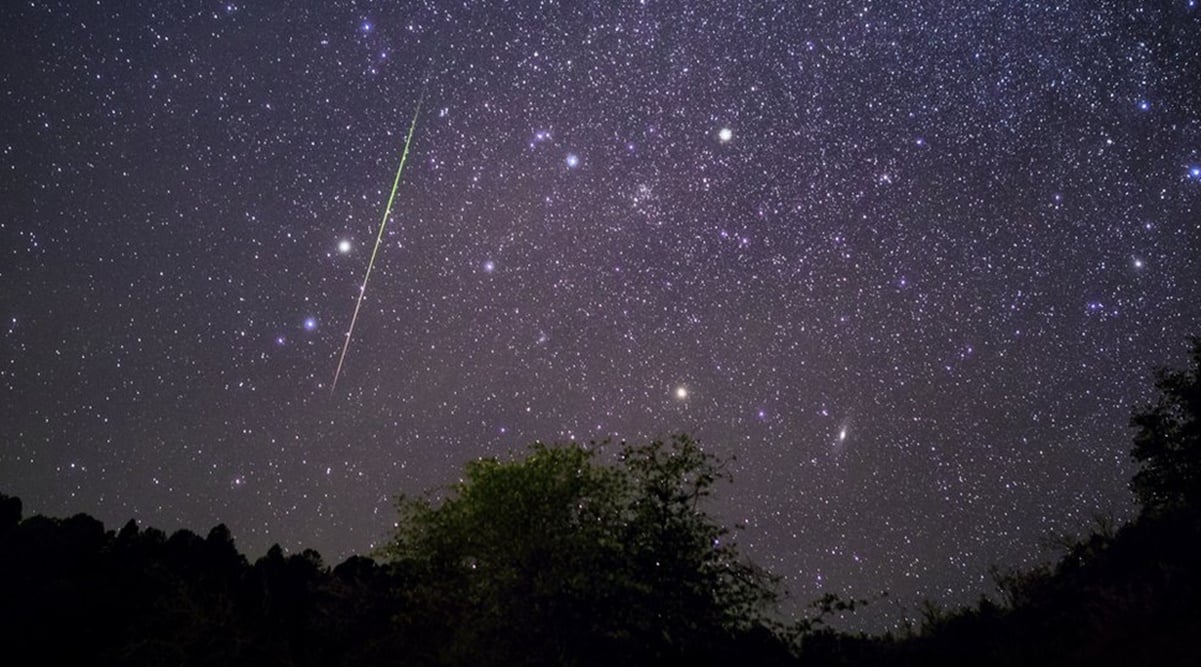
left=331, top=95, right=423, bottom=393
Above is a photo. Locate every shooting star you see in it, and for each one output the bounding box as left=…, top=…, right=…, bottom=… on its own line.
left=331, top=95, right=423, bottom=394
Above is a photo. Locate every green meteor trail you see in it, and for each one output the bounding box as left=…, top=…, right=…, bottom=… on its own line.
left=331, top=96, right=423, bottom=394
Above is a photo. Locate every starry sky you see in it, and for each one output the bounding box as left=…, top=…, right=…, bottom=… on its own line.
left=2, top=0, right=1200, bottom=629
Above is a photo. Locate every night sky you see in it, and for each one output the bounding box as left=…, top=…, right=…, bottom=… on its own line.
left=3, top=1, right=1200, bottom=629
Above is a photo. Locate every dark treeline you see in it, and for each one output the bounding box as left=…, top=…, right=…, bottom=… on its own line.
left=798, top=338, right=1201, bottom=666
left=2, top=339, right=1201, bottom=665
left=0, top=438, right=794, bottom=667
left=0, top=499, right=400, bottom=665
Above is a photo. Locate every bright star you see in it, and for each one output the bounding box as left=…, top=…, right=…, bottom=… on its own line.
left=337, top=239, right=352, bottom=254
left=565, top=153, right=580, bottom=168
left=483, top=260, right=495, bottom=273
left=303, top=317, right=317, bottom=331
left=675, top=386, right=689, bottom=400
left=718, top=127, right=733, bottom=143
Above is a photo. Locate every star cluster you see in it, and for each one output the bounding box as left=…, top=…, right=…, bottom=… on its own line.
left=2, top=1, right=1199, bottom=629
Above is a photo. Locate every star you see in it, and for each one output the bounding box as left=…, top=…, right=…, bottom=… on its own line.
left=7, top=0, right=1200, bottom=638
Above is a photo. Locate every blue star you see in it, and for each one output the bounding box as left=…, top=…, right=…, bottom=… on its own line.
left=565, top=153, right=580, bottom=168
left=303, top=317, right=317, bottom=331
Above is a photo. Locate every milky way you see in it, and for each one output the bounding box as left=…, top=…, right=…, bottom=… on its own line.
left=2, top=1, right=1199, bottom=629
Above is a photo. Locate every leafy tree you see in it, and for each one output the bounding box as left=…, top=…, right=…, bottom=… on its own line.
left=1130, top=336, right=1201, bottom=516
left=381, top=435, right=787, bottom=666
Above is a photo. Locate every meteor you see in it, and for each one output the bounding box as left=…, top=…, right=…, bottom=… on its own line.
left=331, top=95, right=423, bottom=394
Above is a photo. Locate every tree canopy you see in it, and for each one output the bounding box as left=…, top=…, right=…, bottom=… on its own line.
left=1130, top=336, right=1201, bottom=516
left=380, top=434, right=789, bottom=666
left=7, top=340, right=1201, bottom=665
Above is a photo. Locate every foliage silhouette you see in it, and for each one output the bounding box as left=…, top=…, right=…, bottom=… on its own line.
left=380, top=435, right=790, bottom=666
left=1130, top=336, right=1201, bottom=516
left=795, top=337, right=1201, bottom=666
left=0, top=436, right=794, bottom=666
left=5, top=338, right=1201, bottom=667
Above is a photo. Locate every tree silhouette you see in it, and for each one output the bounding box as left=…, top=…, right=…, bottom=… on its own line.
left=381, top=435, right=789, bottom=666
left=0, top=493, right=19, bottom=532
left=1130, top=336, right=1201, bottom=516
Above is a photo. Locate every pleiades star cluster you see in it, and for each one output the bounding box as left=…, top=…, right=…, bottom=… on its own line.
left=2, top=1, right=1199, bottom=629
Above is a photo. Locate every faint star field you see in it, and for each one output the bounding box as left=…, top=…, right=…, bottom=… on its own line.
left=1, top=0, right=1199, bottom=630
